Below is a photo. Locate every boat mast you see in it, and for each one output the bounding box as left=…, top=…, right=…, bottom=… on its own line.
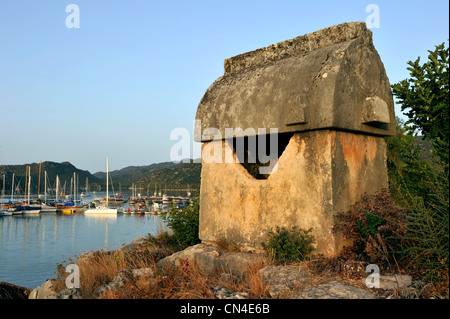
left=11, top=173, right=15, bottom=203
left=38, top=161, right=42, bottom=199
left=73, top=172, right=76, bottom=202
left=44, top=171, right=47, bottom=205
left=1, top=174, right=5, bottom=208
left=56, top=175, right=60, bottom=201
left=27, top=166, right=31, bottom=205
left=106, top=157, right=109, bottom=207
left=24, top=166, right=28, bottom=204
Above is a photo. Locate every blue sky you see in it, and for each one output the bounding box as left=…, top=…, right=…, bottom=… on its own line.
left=0, top=0, right=448, bottom=173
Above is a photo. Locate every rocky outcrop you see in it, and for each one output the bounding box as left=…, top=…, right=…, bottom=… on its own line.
left=213, top=286, right=248, bottom=299
left=378, top=274, right=412, bottom=290
left=118, top=236, right=149, bottom=253
left=258, top=265, right=310, bottom=298
left=0, top=281, right=31, bottom=299
left=53, top=288, right=82, bottom=299
left=28, top=279, right=58, bottom=299
left=95, top=268, right=155, bottom=298
left=296, top=281, right=375, bottom=299
left=25, top=237, right=413, bottom=300
left=157, top=243, right=266, bottom=278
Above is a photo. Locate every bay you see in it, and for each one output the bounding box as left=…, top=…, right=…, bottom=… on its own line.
left=0, top=194, right=167, bottom=289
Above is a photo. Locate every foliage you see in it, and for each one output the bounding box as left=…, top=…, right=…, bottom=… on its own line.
left=146, top=230, right=180, bottom=252
left=261, top=226, right=315, bottom=264
left=391, top=41, right=449, bottom=173
left=333, top=189, right=407, bottom=270
left=163, top=196, right=201, bottom=249
left=385, top=117, right=437, bottom=205
left=385, top=119, right=448, bottom=279
left=399, top=173, right=449, bottom=287
left=389, top=42, right=449, bottom=294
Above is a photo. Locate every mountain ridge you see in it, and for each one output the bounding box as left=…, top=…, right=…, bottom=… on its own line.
left=0, top=161, right=101, bottom=196
left=0, top=159, right=201, bottom=195
left=93, top=159, right=201, bottom=190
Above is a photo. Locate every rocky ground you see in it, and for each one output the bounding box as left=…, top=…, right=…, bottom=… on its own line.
left=0, top=236, right=419, bottom=300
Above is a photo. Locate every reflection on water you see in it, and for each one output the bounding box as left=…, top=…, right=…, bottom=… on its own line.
left=0, top=213, right=166, bottom=289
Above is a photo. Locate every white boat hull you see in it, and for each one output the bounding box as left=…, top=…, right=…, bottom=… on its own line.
left=84, top=207, right=118, bottom=214
left=40, top=205, right=57, bottom=213
left=23, top=210, right=40, bottom=214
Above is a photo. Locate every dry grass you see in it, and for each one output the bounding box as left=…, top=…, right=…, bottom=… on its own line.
left=97, top=257, right=272, bottom=299
left=52, top=235, right=271, bottom=299
left=53, top=244, right=176, bottom=298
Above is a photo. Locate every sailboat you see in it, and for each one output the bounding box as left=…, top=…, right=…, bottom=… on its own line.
left=81, top=177, right=90, bottom=198
left=0, top=175, right=12, bottom=216
left=40, top=171, right=57, bottom=213
left=85, top=157, right=119, bottom=214
left=6, top=174, right=23, bottom=215
left=22, top=166, right=40, bottom=214
left=57, top=172, right=84, bottom=214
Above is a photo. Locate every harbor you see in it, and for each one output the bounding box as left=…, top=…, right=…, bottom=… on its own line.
left=0, top=159, right=197, bottom=289
left=0, top=159, right=196, bottom=217
left=0, top=192, right=195, bottom=216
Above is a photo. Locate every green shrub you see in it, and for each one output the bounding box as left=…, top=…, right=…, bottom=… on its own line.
left=163, top=197, right=200, bottom=249
left=333, top=189, right=407, bottom=269
left=385, top=116, right=449, bottom=289
left=399, top=172, right=449, bottom=285
left=388, top=42, right=449, bottom=295
left=146, top=230, right=179, bottom=250
left=261, top=226, right=315, bottom=264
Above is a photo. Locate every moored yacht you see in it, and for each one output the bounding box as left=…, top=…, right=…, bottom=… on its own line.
left=85, top=157, right=119, bottom=214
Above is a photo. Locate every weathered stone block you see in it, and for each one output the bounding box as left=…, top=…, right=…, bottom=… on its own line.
left=199, top=130, right=388, bottom=257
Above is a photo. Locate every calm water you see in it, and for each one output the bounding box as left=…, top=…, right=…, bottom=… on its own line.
left=0, top=204, right=166, bottom=289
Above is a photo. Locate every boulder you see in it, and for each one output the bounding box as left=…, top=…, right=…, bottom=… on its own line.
left=258, top=265, right=310, bottom=298
left=297, top=281, right=375, bottom=299
left=157, top=243, right=265, bottom=278
left=95, top=268, right=154, bottom=297
left=213, top=286, right=248, bottom=299
left=119, top=236, right=149, bottom=253
left=29, top=279, right=58, bottom=299
left=53, top=288, right=82, bottom=299
left=376, top=274, right=412, bottom=290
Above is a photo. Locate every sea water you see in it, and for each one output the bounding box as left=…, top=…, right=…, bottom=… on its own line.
left=0, top=203, right=166, bottom=289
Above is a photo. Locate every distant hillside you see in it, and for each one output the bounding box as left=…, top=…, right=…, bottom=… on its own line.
left=136, top=161, right=201, bottom=191
left=0, top=161, right=100, bottom=196
left=94, top=160, right=202, bottom=192
left=93, top=161, right=177, bottom=186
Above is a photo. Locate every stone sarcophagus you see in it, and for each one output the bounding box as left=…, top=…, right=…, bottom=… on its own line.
left=194, top=22, right=396, bottom=257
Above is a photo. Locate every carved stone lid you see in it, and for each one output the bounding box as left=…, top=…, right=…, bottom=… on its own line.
left=195, top=22, right=396, bottom=142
